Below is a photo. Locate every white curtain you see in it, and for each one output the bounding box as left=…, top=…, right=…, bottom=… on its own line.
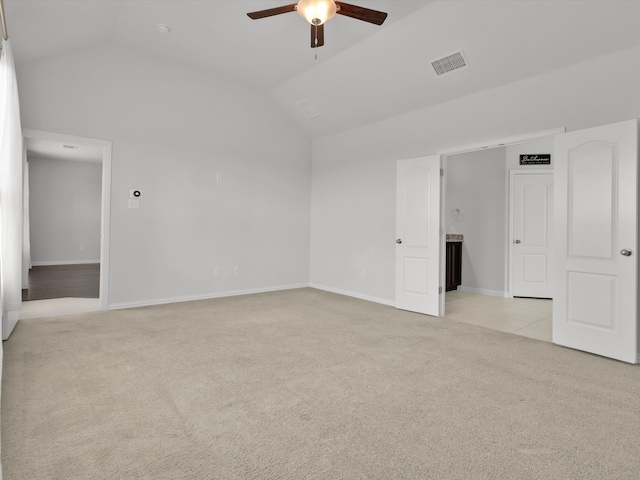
left=0, top=38, right=24, bottom=340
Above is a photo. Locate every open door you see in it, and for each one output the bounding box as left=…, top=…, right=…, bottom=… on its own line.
left=553, top=119, right=638, bottom=363
left=395, top=155, right=441, bottom=316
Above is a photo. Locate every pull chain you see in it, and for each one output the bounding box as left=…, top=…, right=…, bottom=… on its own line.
left=314, top=24, right=318, bottom=60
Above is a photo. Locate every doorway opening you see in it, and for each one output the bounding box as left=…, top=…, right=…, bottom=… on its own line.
left=441, top=136, right=556, bottom=341
left=21, top=129, right=112, bottom=319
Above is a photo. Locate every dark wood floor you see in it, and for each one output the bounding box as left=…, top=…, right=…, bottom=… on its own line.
left=22, top=264, right=100, bottom=301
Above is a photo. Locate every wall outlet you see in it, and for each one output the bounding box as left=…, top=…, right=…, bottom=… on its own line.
left=216, top=172, right=223, bottom=182
left=214, top=267, right=221, bottom=277
left=234, top=266, right=239, bottom=275
left=360, top=269, right=366, bottom=279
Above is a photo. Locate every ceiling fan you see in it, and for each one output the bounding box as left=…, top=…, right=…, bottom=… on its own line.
left=247, top=0, right=388, bottom=48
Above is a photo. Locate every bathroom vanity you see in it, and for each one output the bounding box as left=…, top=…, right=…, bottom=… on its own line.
left=445, top=234, right=463, bottom=292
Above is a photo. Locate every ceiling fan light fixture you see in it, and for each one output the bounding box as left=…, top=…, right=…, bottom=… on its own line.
left=297, top=0, right=337, bottom=25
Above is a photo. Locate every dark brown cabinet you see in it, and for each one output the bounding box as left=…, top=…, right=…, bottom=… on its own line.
left=446, top=241, right=462, bottom=292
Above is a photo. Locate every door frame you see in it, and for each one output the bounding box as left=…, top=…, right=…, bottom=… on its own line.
left=437, top=128, right=564, bottom=306
left=23, top=128, right=112, bottom=310
left=508, top=169, right=554, bottom=298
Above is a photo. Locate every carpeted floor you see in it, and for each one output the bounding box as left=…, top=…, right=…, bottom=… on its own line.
left=2, top=288, right=640, bottom=479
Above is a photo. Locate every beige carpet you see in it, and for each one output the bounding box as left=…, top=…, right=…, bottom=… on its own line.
left=2, top=288, right=640, bottom=479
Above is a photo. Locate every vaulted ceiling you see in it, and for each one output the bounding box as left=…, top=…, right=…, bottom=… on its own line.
left=6, top=0, right=640, bottom=139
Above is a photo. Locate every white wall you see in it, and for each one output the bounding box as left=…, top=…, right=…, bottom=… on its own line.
left=28, top=156, right=102, bottom=265
left=17, top=43, right=311, bottom=308
left=309, top=154, right=395, bottom=303
left=310, top=45, right=640, bottom=304
left=445, top=148, right=507, bottom=295
left=506, top=139, right=554, bottom=171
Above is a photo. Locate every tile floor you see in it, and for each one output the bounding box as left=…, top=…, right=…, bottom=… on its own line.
left=444, top=290, right=552, bottom=342
left=20, top=298, right=100, bottom=320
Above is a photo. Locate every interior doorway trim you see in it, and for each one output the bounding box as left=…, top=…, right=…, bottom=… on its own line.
left=437, top=128, right=565, bottom=157
left=23, top=128, right=112, bottom=310
left=436, top=127, right=564, bottom=315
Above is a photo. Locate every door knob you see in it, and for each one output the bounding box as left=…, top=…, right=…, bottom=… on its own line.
left=396, top=239, right=402, bottom=244
left=621, top=249, right=632, bottom=256
left=514, top=239, right=521, bottom=244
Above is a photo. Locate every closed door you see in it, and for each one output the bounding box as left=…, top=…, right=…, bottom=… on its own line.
left=511, top=171, right=553, bottom=298
left=395, top=155, right=441, bottom=316
left=553, top=119, right=638, bottom=364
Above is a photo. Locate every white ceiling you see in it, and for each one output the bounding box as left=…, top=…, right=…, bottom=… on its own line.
left=6, top=0, right=640, bottom=139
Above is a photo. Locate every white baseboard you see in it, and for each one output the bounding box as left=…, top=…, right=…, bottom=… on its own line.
left=31, top=260, right=100, bottom=266
left=309, top=283, right=395, bottom=307
left=457, top=286, right=509, bottom=298
left=108, top=283, right=310, bottom=310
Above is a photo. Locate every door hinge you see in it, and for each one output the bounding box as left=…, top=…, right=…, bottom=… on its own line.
left=440, top=168, right=444, bottom=177
left=439, top=286, right=443, bottom=294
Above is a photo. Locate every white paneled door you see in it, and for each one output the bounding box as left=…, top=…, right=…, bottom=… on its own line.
left=511, top=171, right=553, bottom=298
left=554, top=119, right=638, bottom=363
left=395, top=155, right=441, bottom=316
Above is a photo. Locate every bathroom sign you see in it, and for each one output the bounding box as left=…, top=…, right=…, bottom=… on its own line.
left=520, top=154, right=551, bottom=165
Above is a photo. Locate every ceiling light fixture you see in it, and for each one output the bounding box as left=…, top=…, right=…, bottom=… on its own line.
left=157, top=24, right=171, bottom=34
left=247, top=1, right=387, bottom=49
left=297, top=0, right=337, bottom=26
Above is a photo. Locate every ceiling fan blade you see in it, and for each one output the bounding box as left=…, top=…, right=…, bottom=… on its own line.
left=335, top=2, right=388, bottom=25
left=311, top=24, right=325, bottom=48
left=247, top=3, right=297, bottom=20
